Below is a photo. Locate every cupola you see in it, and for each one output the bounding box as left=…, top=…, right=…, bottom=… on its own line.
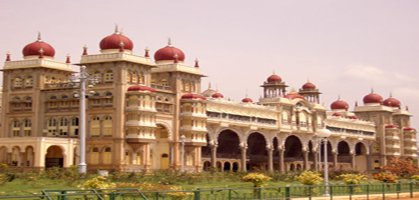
left=22, top=33, right=55, bottom=59
left=330, top=97, right=349, bottom=111
left=154, top=39, right=185, bottom=63
left=363, top=90, right=383, bottom=105
left=383, top=94, right=401, bottom=108
left=99, top=26, right=134, bottom=52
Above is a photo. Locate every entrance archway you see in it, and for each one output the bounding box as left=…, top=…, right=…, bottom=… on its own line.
left=154, top=124, right=170, bottom=169
left=337, top=141, right=351, bottom=163
left=355, top=142, right=368, bottom=171
left=45, top=145, right=64, bottom=168
left=247, top=132, right=267, bottom=171
left=284, top=135, right=303, bottom=171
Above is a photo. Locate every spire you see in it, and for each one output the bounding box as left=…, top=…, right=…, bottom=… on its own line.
left=406, top=106, right=409, bottom=111
left=208, top=82, right=212, bottom=89
left=371, top=88, right=374, bottom=93
left=114, top=24, right=120, bottom=34
left=167, top=37, right=172, bottom=46
left=194, top=58, right=199, bottom=68
left=144, top=47, right=150, bottom=58
left=37, top=32, right=42, bottom=41
left=355, top=101, right=358, bottom=107
left=82, top=45, right=88, bottom=56
left=5, top=51, right=11, bottom=62
left=337, top=95, right=341, bottom=100
left=65, top=54, right=71, bottom=64
left=389, top=92, right=393, bottom=98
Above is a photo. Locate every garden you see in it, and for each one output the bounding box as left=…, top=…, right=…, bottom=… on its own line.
left=0, top=158, right=418, bottom=199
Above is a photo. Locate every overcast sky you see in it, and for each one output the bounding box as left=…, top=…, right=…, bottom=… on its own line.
left=1, top=0, right=418, bottom=128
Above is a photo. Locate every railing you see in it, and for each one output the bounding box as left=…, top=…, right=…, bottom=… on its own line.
left=1, top=182, right=419, bottom=199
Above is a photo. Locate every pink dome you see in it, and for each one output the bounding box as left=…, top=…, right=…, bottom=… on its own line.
left=22, top=34, right=55, bottom=58
left=212, top=92, right=224, bottom=98
left=331, top=99, right=349, bottom=110
left=154, top=41, right=185, bottom=62
left=127, top=85, right=155, bottom=92
left=302, top=81, right=316, bottom=90
left=181, top=93, right=206, bottom=100
left=100, top=30, right=133, bottom=51
left=363, top=92, right=383, bottom=104
left=383, top=97, right=401, bottom=108
left=242, top=97, right=253, bottom=103
left=267, top=74, right=282, bottom=83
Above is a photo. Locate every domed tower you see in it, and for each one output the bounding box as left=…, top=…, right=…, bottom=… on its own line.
left=125, top=85, right=157, bottom=170
left=261, top=72, right=288, bottom=98
left=99, top=26, right=134, bottom=54
left=1, top=33, right=73, bottom=139
left=299, top=80, right=321, bottom=103
left=179, top=93, right=207, bottom=171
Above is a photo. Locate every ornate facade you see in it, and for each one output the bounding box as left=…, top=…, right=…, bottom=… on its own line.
left=0, top=29, right=416, bottom=172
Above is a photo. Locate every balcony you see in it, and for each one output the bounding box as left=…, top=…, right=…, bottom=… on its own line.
left=126, top=133, right=156, bottom=143
left=125, top=120, right=156, bottom=128
left=386, top=144, right=401, bottom=149
left=180, top=112, right=207, bottom=118
left=385, top=135, right=400, bottom=140
left=180, top=125, right=207, bottom=132
left=404, top=137, right=416, bottom=142
left=126, top=106, right=156, bottom=113
left=404, top=146, right=418, bottom=151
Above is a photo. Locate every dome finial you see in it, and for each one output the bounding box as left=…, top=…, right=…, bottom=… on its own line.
left=355, top=101, right=358, bottom=107
left=389, top=92, right=393, bottom=97
left=6, top=51, right=11, bottom=61
left=208, top=82, right=212, bottom=89
left=371, top=88, right=374, bottom=93
left=337, top=95, right=341, bottom=100
left=37, top=32, right=42, bottom=41
left=144, top=47, right=150, bottom=58
left=245, top=89, right=249, bottom=98
left=167, top=37, right=172, bottom=46
left=194, top=58, right=199, bottom=68
left=114, top=24, right=120, bottom=34
left=66, top=54, right=71, bottom=64
left=82, top=45, right=88, bottom=56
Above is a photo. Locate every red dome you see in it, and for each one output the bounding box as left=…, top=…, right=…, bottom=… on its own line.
left=100, top=31, right=133, bottom=51
left=212, top=92, right=224, bottom=98
left=302, top=81, right=316, bottom=90
left=385, top=124, right=398, bottom=129
left=127, top=85, right=155, bottom=92
left=383, top=97, right=401, bottom=108
left=332, top=112, right=342, bottom=117
left=267, top=74, right=282, bottom=83
left=181, top=93, right=206, bottom=100
left=284, top=91, right=305, bottom=100
left=22, top=35, right=55, bottom=58
left=403, top=127, right=416, bottom=131
left=331, top=99, right=349, bottom=110
left=242, top=97, right=253, bottom=103
left=363, top=92, right=383, bottom=104
left=154, top=42, right=185, bottom=62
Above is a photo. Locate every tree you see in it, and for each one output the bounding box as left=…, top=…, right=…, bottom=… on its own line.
left=383, top=158, right=418, bottom=178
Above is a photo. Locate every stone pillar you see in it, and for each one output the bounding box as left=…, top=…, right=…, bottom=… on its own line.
left=279, top=149, right=285, bottom=173
left=351, top=153, right=356, bottom=170
left=303, top=150, right=309, bottom=170
left=267, top=147, right=273, bottom=173
left=240, top=146, right=247, bottom=172
left=333, top=152, right=338, bottom=171
left=366, top=153, right=372, bottom=172
left=312, top=151, right=318, bottom=171
left=210, top=144, right=217, bottom=168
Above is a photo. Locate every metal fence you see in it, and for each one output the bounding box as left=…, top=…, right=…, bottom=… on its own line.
left=0, top=182, right=418, bottom=200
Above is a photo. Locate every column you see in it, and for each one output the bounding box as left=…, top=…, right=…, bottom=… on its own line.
left=312, top=151, right=318, bottom=171
left=279, top=149, right=285, bottom=173
left=366, top=153, right=372, bottom=172
left=267, top=147, right=273, bottom=173
left=333, top=152, right=338, bottom=171
left=351, top=153, right=356, bottom=170
left=240, top=146, right=247, bottom=172
left=210, top=144, right=217, bottom=168
left=303, top=150, right=309, bottom=170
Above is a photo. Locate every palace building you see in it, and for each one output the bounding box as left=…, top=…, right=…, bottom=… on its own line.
left=0, top=28, right=416, bottom=173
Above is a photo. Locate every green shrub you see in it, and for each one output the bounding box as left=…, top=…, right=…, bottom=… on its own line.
left=295, top=171, right=323, bottom=185
left=242, top=173, right=272, bottom=187
left=78, top=176, right=115, bottom=189
left=338, top=173, right=367, bottom=185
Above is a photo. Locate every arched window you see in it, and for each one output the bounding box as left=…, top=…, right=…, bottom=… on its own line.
left=103, top=147, right=112, bottom=164
left=24, top=76, right=33, bottom=88
left=90, top=147, right=100, bottom=165
left=104, top=70, right=113, bottom=82
left=90, top=116, right=101, bottom=136
left=103, top=116, right=113, bottom=136
left=13, top=77, right=23, bottom=88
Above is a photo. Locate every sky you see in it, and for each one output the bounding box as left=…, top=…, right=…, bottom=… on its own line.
left=0, top=0, right=418, bottom=128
